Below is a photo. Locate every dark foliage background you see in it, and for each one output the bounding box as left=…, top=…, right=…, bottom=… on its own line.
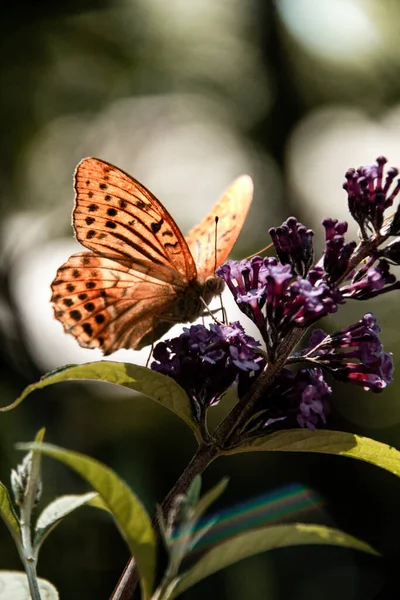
left=1, top=1, right=400, bottom=598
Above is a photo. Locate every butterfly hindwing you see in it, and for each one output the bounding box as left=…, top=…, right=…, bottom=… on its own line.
left=51, top=252, right=183, bottom=353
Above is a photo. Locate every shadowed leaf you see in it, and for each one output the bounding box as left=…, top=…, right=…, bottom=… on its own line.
left=171, top=522, right=378, bottom=597
left=6, top=362, right=200, bottom=440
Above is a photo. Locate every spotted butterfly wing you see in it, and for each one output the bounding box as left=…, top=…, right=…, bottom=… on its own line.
left=51, top=158, right=253, bottom=354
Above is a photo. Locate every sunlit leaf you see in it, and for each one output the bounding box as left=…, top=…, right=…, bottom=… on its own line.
left=34, top=492, right=108, bottom=555
left=20, top=442, right=156, bottom=600
left=5, top=362, right=200, bottom=440
left=227, top=429, right=400, bottom=478
left=0, top=571, right=59, bottom=599
left=171, top=522, right=379, bottom=597
left=0, top=482, right=20, bottom=544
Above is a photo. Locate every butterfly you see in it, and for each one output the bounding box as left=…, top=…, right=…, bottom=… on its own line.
left=51, top=158, right=253, bottom=355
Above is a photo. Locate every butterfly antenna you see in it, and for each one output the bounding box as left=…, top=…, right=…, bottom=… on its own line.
left=214, top=216, right=219, bottom=273
left=213, top=215, right=228, bottom=324
left=246, top=242, right=274, bottom=260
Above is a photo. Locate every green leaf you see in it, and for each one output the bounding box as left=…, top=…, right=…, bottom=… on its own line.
left=171, top=522, right=379, bottom=598
left=186, top=476, right=202, bottom=506
left=20, top=442, right=156, bottom=600
left=0, top=482, right=20, bottom=544
left=23, top=428, right=46, bottom=516
left=6, top=362, right=200, bottom=440
left=0, top=571, right=59, bottom=599
left=192, top=477, right=229, bottom=522
left=34, top=492, right=108, bottom=555
left=227, top=429, right=400, bottom=478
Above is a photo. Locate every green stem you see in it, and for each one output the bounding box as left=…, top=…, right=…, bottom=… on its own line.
left=20, top=507, right=42, bottom=600
left=109, top=443, right=220, bottom=600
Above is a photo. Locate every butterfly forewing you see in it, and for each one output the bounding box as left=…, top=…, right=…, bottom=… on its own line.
left=185, top=175, right=253, bottom=279
left=51, top=158, right=253, bottom=353
left=74, top=158, right=197, bottom=280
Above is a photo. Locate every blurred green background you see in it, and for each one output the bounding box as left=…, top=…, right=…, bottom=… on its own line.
left=1, top=0, right=400, bottom=598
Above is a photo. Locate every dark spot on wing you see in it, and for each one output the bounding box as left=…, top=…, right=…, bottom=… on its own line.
left=151, top=220, right=163, bottom=233
left=88, top=191, right=94, bottom=198
left=72, top=269, right=80, bottom=278
left=98, top=233, right=108, bottom=239
left=136, top=200, right=145, bottom=209
left=82, top=322, right=93, bottom=336
left=100, top=290, right=107, bottom=298
left=70, top=310, right=82, bottom=321
left=66, top=283, right=75, bottom=293
left=86, top=281, right=96, bottom=289
left=85, top=217, right=95, bottom=225
left=78, top=293, right=88, bottom=300
left=52, top=294, right=61, bottom=302
left=106, top=221, right=117, bottom=229
left=107, top=208, right=117, bottom=217
left=100, top=183, right=107, bottom=190
left=105, top=194, right=111, bottom=201
left=88, top=204, right=98, bottom=212
left=53, top=279, right=64, bottom=286
left=119, top=199, right=127, bottom=208
left=81, top=256, right=91, bottom=265
left=63, top=298, right=74, bottom=307
left=85, top=180, right=90, bottom=186
left=86, top=230, right=96, bottom=239
left=164, top=242, right=179, bottom=249
left=84, top=302, right=95, bottom=312
left=162, top=230, right=173, bottom=237
left=95, top=313, right=105, bottom=324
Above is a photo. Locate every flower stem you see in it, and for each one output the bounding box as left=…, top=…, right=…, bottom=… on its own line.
left=20, top=506, right=42, bottom=600
left=109, top=443, right=220, bottom=600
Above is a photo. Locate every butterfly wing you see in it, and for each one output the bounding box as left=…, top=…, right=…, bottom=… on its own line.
left=51, top=157, right=199, bottom=353
left=51, top=252, right=192, bottom=354
left=185, top=175, right=254, bottom=279
left=73, top=157, right=197, bottom=280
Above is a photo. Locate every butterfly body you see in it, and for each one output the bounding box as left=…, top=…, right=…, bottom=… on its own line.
left=51, top=158, right=253, bottom=354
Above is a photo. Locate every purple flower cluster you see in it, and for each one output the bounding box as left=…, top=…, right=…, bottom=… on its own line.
left=216, top=255, right=341, bottom=359
left=340, top=257, right=400, bottom=300
left=263, top=368, right=331, bottom=432
left=151, top=157, right=398, bottom=436
left=301, top=313, right=393, bottom=392
left=151, top=322, right=263, bottom=416
left=269, top=217, right=314, bottom=277
left=343, top=155, right=400, bottom=237
left=321, top=219, right=356, bottom=282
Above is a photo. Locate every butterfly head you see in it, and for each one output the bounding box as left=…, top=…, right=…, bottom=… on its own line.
left=202, top=275, right=225, bottom=305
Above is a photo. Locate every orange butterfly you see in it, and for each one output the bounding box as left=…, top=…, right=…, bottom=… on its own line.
left=51, top=158, right=253, bottom=355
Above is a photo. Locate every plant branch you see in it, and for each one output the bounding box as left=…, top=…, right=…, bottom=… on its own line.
left=109, top=443, right=220, bottom=600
